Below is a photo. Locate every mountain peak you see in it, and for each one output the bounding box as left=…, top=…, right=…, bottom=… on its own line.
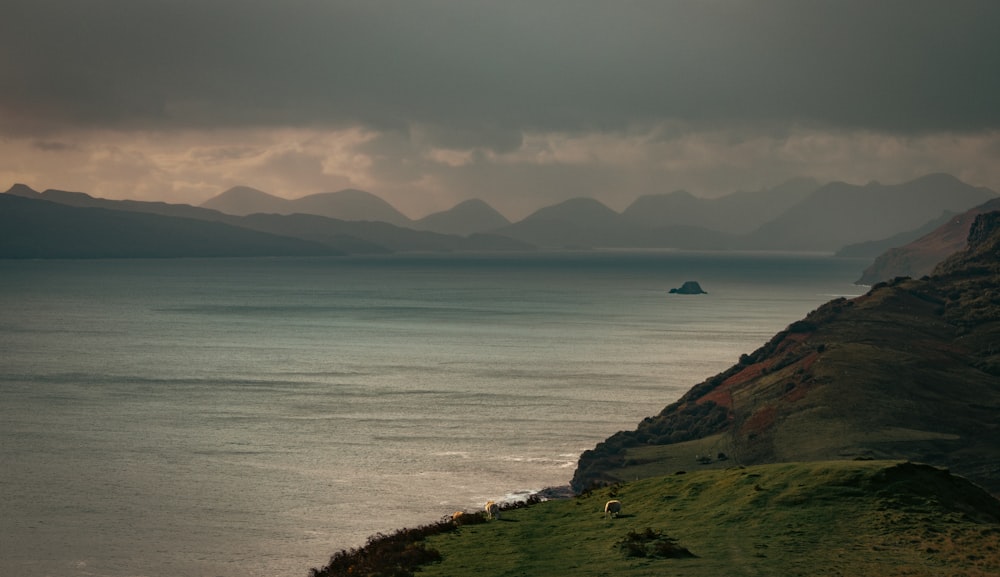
left=524, top=197, right=619, bottom=223
left=221, top=185, right=270, bottom=195
left=449, top=198, right=497, bottom=211
left=316, top=188, right=379, bottom=199
left=211, top=185, right=278, bottom=202
left=909, top=172, right=964, bottom=187
left=200, top=186, right=288, bottom=216
left=5, top=183, right=40, bottom=197
left=292, top=189, right=410, bottom=225
left=413, top=198, right=510, bottom=235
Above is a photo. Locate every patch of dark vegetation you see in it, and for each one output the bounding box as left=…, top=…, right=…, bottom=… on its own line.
left=309, top=525, right=449, bottom=577
left=786, top=319, right=817, bottom=333
left=616, top=527, right=696, bottom=559
left=868, top=462, right=1000, bottom=524
left=310, top=496, right=542, bottom=577
left=572, top=400, right=730, bottom=491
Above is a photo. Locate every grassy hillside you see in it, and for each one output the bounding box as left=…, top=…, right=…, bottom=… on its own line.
left=311, top=461, right=1000, bottom=577
left=573, top=212, right=1000, bottom=496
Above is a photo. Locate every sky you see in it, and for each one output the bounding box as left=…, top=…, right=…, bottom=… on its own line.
left=2, top=0, right=999, bottom=220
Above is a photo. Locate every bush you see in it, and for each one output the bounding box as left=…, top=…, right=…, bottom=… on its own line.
left=616, top=527, right=696, bottom=559
left=309, top=521, right=457, bottom=577
left=310, top=496, right=544, bottom=577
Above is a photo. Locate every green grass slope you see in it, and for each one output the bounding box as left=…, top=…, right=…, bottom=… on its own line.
left=312, top=461, right=1000, bottom=577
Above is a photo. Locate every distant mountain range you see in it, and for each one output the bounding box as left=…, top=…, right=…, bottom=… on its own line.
left=620, top=177, right=821, bottom=235
left=572, top=209, right=1000, bottom=497
left=3, top=173, right=996, bottom=260
left=739, top=173, right=995, bottom=251
left=0, top=193, right=338, bottom=258
left=1, top=185, right=531, bottom=258
left=201, top=186, right=413, bottom=227
left=197, top=174, right=995, bottom=253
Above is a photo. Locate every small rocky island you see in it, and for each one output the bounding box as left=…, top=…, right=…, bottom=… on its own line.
left=668, top=281, right=707, bottom=294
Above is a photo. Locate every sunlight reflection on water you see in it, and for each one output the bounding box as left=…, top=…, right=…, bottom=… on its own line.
left=0, top=252, right=865, bottom=577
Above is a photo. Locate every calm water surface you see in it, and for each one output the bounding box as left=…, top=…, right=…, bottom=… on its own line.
left=0, top=251, right=866, bottom=577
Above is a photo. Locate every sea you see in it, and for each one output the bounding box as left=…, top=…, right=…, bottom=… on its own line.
left=0, top=250, right=867, bottom=577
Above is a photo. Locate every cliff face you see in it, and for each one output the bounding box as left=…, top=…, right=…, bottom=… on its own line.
left=938, top=210, right=1000, bottom=273
left=573, top=211, right=1000, bottom=495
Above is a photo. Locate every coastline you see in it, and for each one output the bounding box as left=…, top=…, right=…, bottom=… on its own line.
left=492, top=484, right=575, bottom=508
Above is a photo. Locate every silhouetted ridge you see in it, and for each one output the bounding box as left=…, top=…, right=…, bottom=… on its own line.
left=0, top=187, right=534, bottom=257
left=413, top=198, right=511, bottom=235
left=5, top=183, right=40, bottom=198
left=201, top=186, right=412, bottom=225
left=9, top=173, right=995, bottom=252
left=0, top=194, right=339, bottom=258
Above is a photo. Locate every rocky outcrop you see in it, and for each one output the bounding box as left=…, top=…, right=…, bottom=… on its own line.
left=669, top=281, right=707, bottom=294
left=958, top=211, right=1000, bottom=251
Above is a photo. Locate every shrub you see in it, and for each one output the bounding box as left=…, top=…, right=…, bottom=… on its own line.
left=308, top=521, right=457, bottom=577
left=616, top=527, right=696, bottom=559
left=310, top=496, right=544, bottom=577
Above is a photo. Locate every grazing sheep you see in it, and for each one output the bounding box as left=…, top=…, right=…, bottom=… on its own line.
left=485, top=500, right=500, bottom=520
left=604, top=499, right=622, bottom=519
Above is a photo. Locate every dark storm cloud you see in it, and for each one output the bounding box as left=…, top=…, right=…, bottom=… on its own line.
left=3, top=1, right=999, bottom=144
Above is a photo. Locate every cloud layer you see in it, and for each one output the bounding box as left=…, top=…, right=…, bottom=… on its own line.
left=3, top=1, right=999, bottom=217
